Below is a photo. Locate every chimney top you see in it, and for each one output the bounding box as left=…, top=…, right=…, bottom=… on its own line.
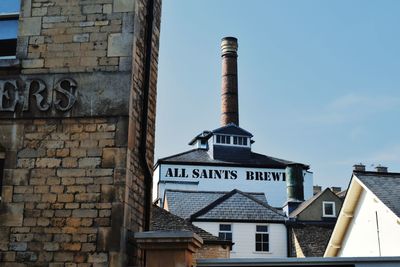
left=375, top=165, right=388, bottom=173
left=221, top=37, right=238, bottom=57
left=353, top=163, right=366, bottom=172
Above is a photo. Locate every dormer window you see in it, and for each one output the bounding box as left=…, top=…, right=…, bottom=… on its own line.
left=216, top=135, right=231, bottom=144
left=233, top=136, right=247, bottom=146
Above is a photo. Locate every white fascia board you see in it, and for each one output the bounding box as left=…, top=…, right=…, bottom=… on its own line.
left=324, top=175, right=363, bottom=257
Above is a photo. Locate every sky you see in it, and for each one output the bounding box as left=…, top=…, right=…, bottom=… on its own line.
left=155, top=0, right=400, bottom=190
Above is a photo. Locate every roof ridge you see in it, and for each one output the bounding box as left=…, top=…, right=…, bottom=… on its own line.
left=237, top=190, right=286, bottom=218
left=157, top=148, right=201, bottom=162
left=189, top=189, right=238, bottom=221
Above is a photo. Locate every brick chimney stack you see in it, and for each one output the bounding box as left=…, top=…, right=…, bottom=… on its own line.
left=220, top=37, right=239, bottom=126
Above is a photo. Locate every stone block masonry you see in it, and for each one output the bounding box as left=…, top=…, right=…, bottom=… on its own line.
left=0, top=0, right=162, bottom=266
left=18, top=0, right=140, bottom=74
left=1, top=117, right=129, bottom=265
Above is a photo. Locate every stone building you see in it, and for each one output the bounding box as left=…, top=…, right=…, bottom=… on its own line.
left=0, top=0, right=161, bottom=266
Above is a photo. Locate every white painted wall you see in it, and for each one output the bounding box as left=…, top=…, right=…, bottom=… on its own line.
left=157, top=163, right=313, bottom=208
left=339, top=189, right=400, bottom=256
left=193, top=221, right=287, bottom=258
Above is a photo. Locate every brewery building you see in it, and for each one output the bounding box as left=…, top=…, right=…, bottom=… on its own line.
left=155, top=37, right=314, bottom=209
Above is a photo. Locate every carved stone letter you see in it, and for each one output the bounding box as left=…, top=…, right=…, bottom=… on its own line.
left=54, top=78, right=77, bottom=112
left=29, top=79, right=50, bottom=111
left=0, top=80, right=18, bottom=112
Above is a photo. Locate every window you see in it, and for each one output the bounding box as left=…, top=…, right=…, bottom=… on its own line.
left=218, top=224, right=232, bottom=241
left=0, top=1, right=20, bottom=58
left=255, top=225, right=269, bottom=252
left=215, top=135, right=231, bottom=144
left=323, top=201, right=336, bottom=217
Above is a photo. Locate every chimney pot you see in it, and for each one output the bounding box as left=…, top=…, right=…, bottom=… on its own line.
left=353, top=163, right=365, bottom=172
left=375, top=165, right=388, bottom=173
left=220, top=37, right=239, bottom=126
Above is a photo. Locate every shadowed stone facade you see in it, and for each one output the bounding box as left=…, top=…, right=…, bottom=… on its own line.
left=0, top=0, right=161, bottom=266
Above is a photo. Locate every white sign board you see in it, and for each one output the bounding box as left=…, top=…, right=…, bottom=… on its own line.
left=157, top=163, right=313, bottom=207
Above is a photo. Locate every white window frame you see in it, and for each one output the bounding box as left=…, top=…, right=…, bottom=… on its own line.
left=214, top=134, right=250, bottom=148
left=218, top=223, right=232, bottom=241
left=322, top=201, right=336, bottom=217
left=255, top=224, right=269, bottom=252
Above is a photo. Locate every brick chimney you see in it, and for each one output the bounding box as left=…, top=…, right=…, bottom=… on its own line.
left=353, top=163, right=366, bottom=172
left=220, top=37, right=239, bottom=126
left=375, top=165, right=388, bottom=173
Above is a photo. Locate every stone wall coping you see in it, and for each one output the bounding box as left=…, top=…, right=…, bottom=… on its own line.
left=135, top=231, right=204, bottom=252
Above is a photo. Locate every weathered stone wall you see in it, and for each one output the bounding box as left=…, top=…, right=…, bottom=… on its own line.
left=0, top=117, right=128, bottom=265
left=0, top=0, right=161, bottom=266
left=18, top=0, right=137, bottom=74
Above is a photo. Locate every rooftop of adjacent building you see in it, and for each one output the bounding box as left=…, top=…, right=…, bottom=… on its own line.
left=353, top=170, right=400, bottom=218
left=164, top=189, right=286, bottom=222
left=156, top=123, right=309, bottom=170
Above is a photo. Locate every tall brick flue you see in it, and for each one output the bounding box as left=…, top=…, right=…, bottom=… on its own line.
left=220, top=37, right=239, bottom=126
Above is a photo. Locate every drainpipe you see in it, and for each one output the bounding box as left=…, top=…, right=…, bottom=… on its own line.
left=141, top=0, right=155, bottom=233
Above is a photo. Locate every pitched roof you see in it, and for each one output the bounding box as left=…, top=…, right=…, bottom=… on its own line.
left=355, top=171, right=400, bottom=217
left=157, top=148, right=306, bottom=169
left=212, top=123, right=253, bottom=137
left=151, top=205, right=230, bottom=244
left=289, top=189, right=327, bottom=218
left=165, top=189, right=268, bottom=219
left=291, top=224, right=334, bottom=257
left=189, top=189, right=286, bottom=222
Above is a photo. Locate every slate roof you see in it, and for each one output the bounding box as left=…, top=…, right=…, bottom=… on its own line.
left=290, top=224, right=334, bottom=257
left=355, top=171, right=400, bottom=217
left=166, top=189, right=285, bottom=222
left=151, top=205, right=230, bottom=244
left=212, top=123, right=253, bottom=137
left=157, top=148, right=306, bottom=169
left=165, top=189, right=268, bottom=219
left=190, top=189, right=286, bottom=222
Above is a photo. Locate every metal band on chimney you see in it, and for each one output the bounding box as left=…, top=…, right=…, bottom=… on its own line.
left=220, top=37, right=239, bottom=126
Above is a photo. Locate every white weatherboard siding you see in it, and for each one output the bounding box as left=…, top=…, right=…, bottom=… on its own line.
left=193, top=221, right=287, bottom=258
left=157, top=164, right=313, bottom=207
left=339, top=189, right=400, bottom=257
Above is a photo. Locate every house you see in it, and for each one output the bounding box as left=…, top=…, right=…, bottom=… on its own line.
left=325, top=167, right=400, bottom=257
left=163, top=189, right=288, bottom=258
left=288, top=188, right=343, bottom=257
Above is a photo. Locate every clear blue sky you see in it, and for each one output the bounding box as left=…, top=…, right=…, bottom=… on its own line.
left=155, top=0, right=400, bottom=190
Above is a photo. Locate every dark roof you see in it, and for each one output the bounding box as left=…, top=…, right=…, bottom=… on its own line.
left=188, top=131, right=212, bottom=145
left=151, top=205, right=230, bottom=244
left=355, top=171, right=400, bottom=217
left=212, top=123, right=253, bottom=137
left=165, top=189, right=268, bottom=219
left=157, top=148, right=307, bottom=169
left=290, top=224, right=334, bottom=257
left=190, top=189, right=286, bottom=222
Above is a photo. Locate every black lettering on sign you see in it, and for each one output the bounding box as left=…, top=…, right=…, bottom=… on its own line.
left=192, top=169, right=199, bottom=178
left=246, top=171, right=254, bottom=180
left=230, top=170, right=237, bottom=179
